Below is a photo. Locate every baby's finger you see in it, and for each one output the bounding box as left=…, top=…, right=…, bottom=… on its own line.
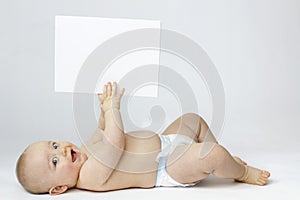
left=112, top=82, right=117, bottom=96
left=107, top=82, right=112, bottom=96
left=118, top=88, right=125, bottom=98
left=103, top=84, right=107, bottom=97
left=98, top=93, right=104, bottom=102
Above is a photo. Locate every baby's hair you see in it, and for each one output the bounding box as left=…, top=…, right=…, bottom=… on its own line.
left=16, top=148, right=49, bottom=194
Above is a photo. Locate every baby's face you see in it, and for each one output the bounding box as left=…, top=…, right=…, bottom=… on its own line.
left=26, top=141, right=88, bottom=190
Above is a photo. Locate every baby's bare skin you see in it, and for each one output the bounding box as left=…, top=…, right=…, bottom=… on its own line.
left=77, top=114, right=270, bottom=191
left=76, top=82, right=161, bottom=191
left=159, top=114, right=270, bottom=186
left=78, top=130, right=161, bottom=191
left=16, top=82, right=270, bottom=195
left=75, top=82, right=270, bottom=192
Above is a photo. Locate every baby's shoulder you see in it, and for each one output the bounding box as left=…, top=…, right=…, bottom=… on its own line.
left=76, top=157, right=107, bottom=190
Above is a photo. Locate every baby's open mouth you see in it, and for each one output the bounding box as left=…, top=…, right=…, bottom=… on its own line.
left=71, top=149, right=77, bottom=162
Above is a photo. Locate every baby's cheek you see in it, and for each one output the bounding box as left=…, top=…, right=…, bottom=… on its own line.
left=60, top=162, right=75, bottom=171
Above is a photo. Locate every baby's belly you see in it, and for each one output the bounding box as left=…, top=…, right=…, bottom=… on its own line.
left=119, top=130, right=161, bottom=173
left=104, top=131, right=162, bottom=189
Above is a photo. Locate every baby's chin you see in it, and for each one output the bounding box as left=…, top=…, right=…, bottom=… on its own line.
left=79, top=152, right=88, bottom=165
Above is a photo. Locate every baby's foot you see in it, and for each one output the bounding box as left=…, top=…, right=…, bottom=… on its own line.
left=233, top=156, right=247, bottom=165
left=235, top=165, right=271, bottom=186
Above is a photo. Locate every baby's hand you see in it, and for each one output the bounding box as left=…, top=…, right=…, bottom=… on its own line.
left=99, top=82, right=125, bottom=113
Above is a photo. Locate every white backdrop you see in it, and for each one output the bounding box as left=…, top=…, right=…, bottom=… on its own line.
left=1, top=0, right=299, bottom=199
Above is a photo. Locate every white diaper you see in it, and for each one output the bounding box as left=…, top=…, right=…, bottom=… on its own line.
left=155, top=134, right=197, bottom=187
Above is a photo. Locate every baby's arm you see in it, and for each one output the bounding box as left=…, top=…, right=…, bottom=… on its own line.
left=101, top=82, right=125, bottom=147
left=97, top=93, right=105, bottom=130
left=77, top=82, right=125, bottom=189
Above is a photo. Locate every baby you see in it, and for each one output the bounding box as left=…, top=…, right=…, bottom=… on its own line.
left=16, top=82, right=270, bottom=195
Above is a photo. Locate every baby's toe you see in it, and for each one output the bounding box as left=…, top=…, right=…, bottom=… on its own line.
left=258, top=171, right=270, bottom=185
left=257, top=179, right=266, bottom=186
left=262, top=171, right=270, bottom=178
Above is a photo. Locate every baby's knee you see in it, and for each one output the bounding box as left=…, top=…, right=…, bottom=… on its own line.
left=181, top=113, right=202, bottom=129
left=182, top=113, right=201, bottom=122
left=182, top=113, right=208, bottom=128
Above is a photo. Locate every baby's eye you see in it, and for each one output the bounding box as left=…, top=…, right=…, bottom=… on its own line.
left=52, top=157, right=58, bottom=166
left=53, top=142, right=58, bottom=149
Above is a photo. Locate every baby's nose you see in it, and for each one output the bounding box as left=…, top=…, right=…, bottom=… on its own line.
left=61, top=147, right=67, bottom=157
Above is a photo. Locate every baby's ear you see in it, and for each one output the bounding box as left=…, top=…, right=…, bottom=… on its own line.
left=49, top=185, right=68, bottom=195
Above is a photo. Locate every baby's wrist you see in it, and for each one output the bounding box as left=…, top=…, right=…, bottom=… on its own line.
left=103, top=107, right=120, bottom=113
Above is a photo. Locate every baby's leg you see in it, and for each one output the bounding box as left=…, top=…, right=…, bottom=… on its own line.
left=162, top=113, right=218, bottom=143
left=167, top=143, right=270, bottom=186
